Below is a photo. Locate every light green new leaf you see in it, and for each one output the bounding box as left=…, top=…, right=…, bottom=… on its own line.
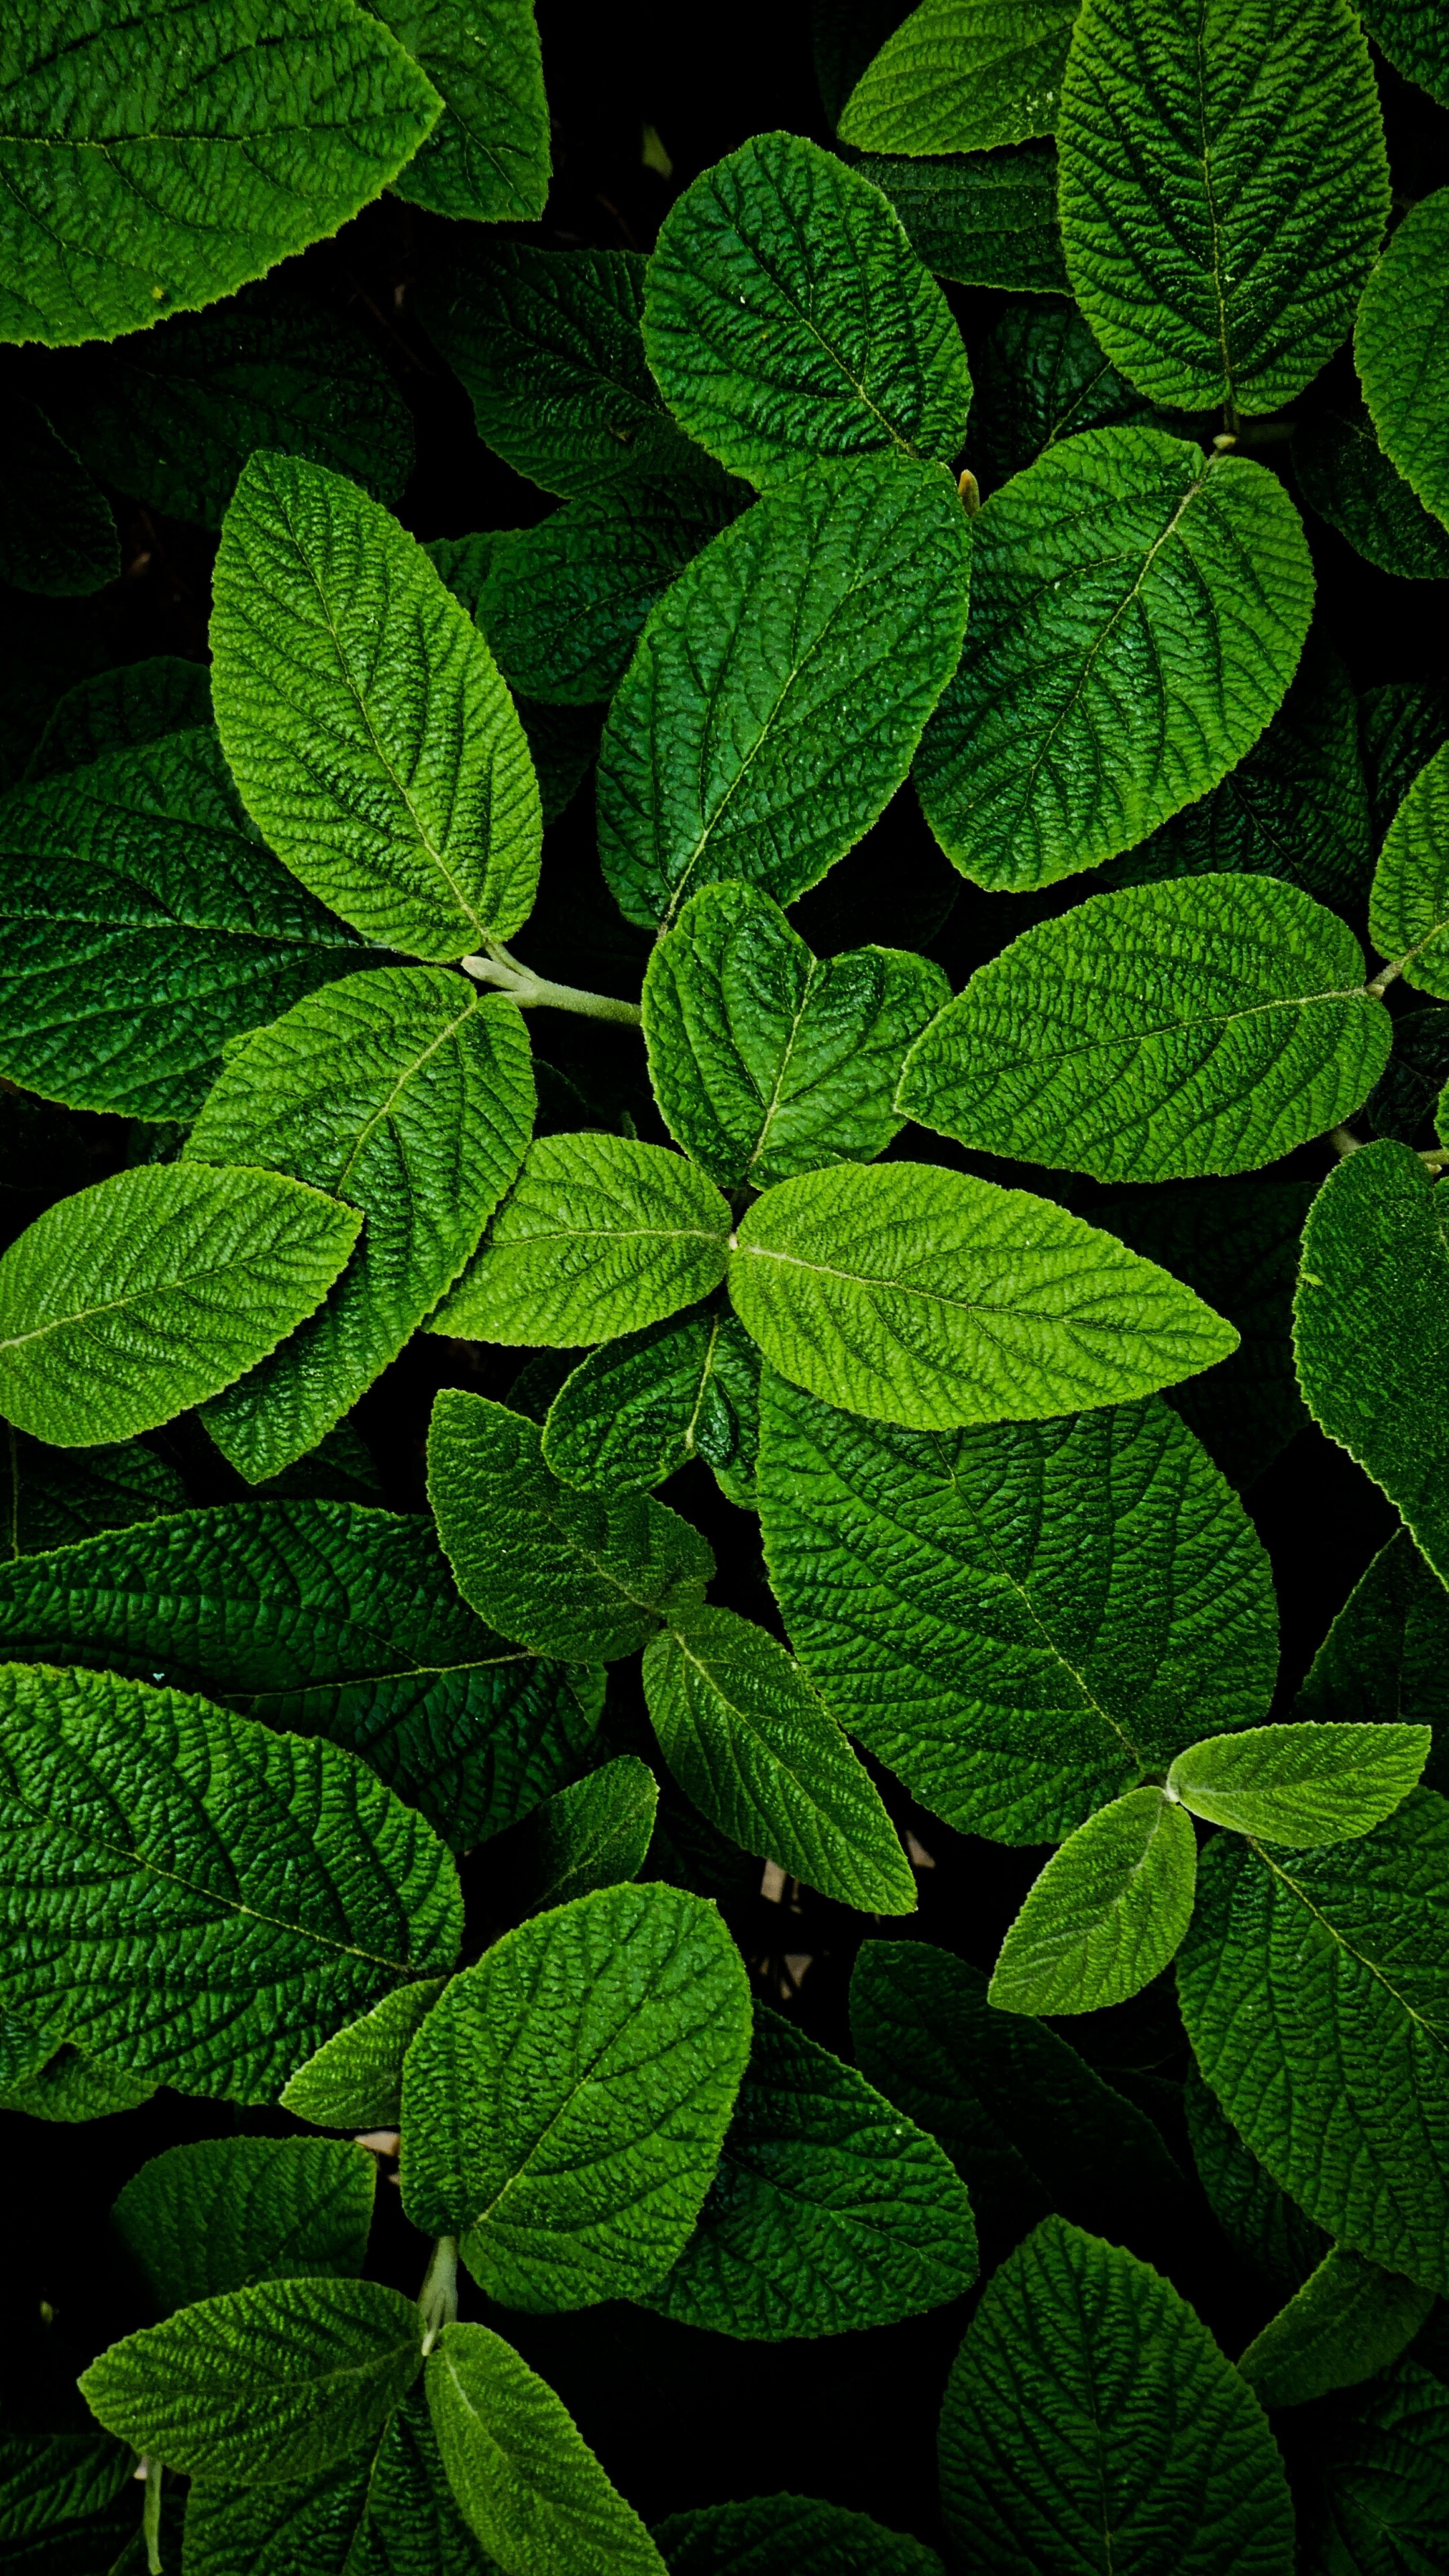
left=112, top=2137, right=376, bottom=2316
left=370, top=0, right=549, bottom=222
left=282, top=1979, right=447, bottom=2131
left=655, top=2494, right=944, bottom=2575
left=1358, top=186, right=1449, bottom=534
left=542, top=1309, right=760, bottom=1495
left=598, top=451, right=970, bottom=930
left=1177, top=1792, right=1449, bottom=2292
left=1369, top=740, right=1449, bottom=996
left=898, top=877, right=1389, bottom=1183
left=642, top=131, right=972, bottom=482
left=850, top=140, right=1069, bottom=293
left=641, top=2004, right=977, bottom=2339
left=1168, top=1722, right=1430, bottom=1846
left=495, top=1758, right=658, bottom=1917
left=1, top=398, right=117, bottom=596
left=1238, top=2246, right=1434, bottom=2412
left=1295, top=397, right=1449, bottom=582
left=211, top=450, right=540, bottom=959
left=23, top=653, right=213, bottom=780
left=1058, top=0, right=1389, bottom=415
left=1362, top=0, right=1449, bottom=106
left=839, top=0, right=1077, bottom=154
left=972, top=292, right=1153, bottom=490
left=0, top=1661, right=460, bottom=2101
left=0, top=728, right=372, bottom=1121
left=643, top=879, right=949, bottom=1188
left=732, top=1162, right=1236, bottom=1432
left=914, top=427, right=1316, bottom=891
left=400, top=1881, right=751, bottom=2308
left=642, top=1604, right=915, bottom=1913
left=81, top=2276, right=423, bottom=2485
left=181, top=2381, right=484, bottom=2576
left=1, top=1424, right=185, bottom=1562
left=189, top=971, right=534, bottom=1481
left=989, top=1788, right=1197, bottom=2015
left=1294, top=1140, right=1449, bottom=1586
left=0, top=1162, right=360, bottom=1447
left=1295, top=1529, right=1449, bottom=1795
left=426, top=2322, right=665, bottom=2575
left=0, top=1496, right=602, bottom=1849
left=0, top=0, right=440, bottom=347
left=938, top=2216, right=1295, bottom=2575
left=427, top=1393, right=713, bottom=1658
left=430, top=1134, right=731, bottom=1348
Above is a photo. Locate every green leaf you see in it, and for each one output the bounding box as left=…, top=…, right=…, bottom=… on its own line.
left=1058, top=0, right=1389, bottom=415
left=425, top=2321, right=665, bottom=2575
left=1184, top=2062, right=1328, bottom=2292
left=654, top=2494, right=943, bottom=2575
left=1238, top=2246, right=1434, bottom=2412
left=972, top=291, right=1154, bottom=489
left=850, top=1939, right=1186, bottom=2263
left=1362, top=0, right=1449, bottom=107
left=181, top=2381, right=486, bottom=2576
left=989, top=1788, right=1198, bottom=2015
left=1363, top=679, right=1449, bottom=851
left=938, top=2216, right=1295, bottom=2575
left=428, top=1393, right=713, bottom=1659
left=758, top=1377, right=1275, bottom=1840
left=898, top=877, right=1389, bottom=1183
left=1294, top=1140, right=1449, bottom=1586
left=0, top=1495, right=602, bottom=1850
left=914, top=427, right=1316, bottom=891
left=0, top=1660, right=460, bottom=2102
left=643, top=879, right=949, bottom=1189
left=1, top=1424, right=185, bottom=1561
left=369, top=0, right=549, bottom=221
left=1295, top=396, right=1449, bottom=581
left=490, top=1757, right=659, bottom=1917
left=845, top=141, right=1069, bottom=291
left=282, top=1979, right=447, bottom=2131
left=188, top=971, right=534, bottom=1481
left=0, top=0, right=440, bottom=347
left=0, top=728, right=372, bottom=1121
left=640, top=2004, right=977, bottom=2338
left=1370, top=740, right=1449, bottom=996
left=1168, top=1721, right=1430, bottom=1845
left=0, top=400, right=118, bottom=598
left=111, top=2137, right=376, bottom=2316
left=418, top=244, right=702, bottom=499
left=643, top=134, right=971, bottom=485
left=598, top=451, right=971, bottom=930
left=429, top=1134, right=731, bottom=1348
left=1295, top=1529, right=1449, bottom=1794
left=211, top=451, right=540, bottom=961
left=22, top=654, right=213, bottom=782
left=542, top=1308, right=761, bottom=1495
left=400, top=1880, right=752, bottom=2308
left=1357, top=184, right=1449, bottom=533
left=732, top=1162, right=1237, bottom=1433
left=1299, top=2361, right=1449, bottom=2573
left=1177, top=1792, right=1449, bottom=2292
left=0, top=1161, right=360, bottom=1447
left=0, top=2033, right=156, bottom=2125
left=838, top=0, right=1077, bottom=153
left=80, top=2275, right=423, bottom=2485
left=641, top=1604, right=916, bottom=1913
left=1368, top=1005, right=1449, bottom=1146
left=0, top=2432, right=133, bottom=2548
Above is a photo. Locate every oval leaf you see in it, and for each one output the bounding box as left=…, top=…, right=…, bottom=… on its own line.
left=543, top=1309, right=761, bottom=1496
left=656, top=2494, right=943, bottom=2575
left=989, top=1787, right=1197, bottom=2015
left=1357, top=184, right=1449, bottom=535
left=1238, top=2245, right=1435, bottom=2411
left=111, top=2136, right=376, bottom=2316
left=425, top=2322, right=665, bottom=2575
left=839, top=0, right=1077, bottom=155
left=1167, top=1721, right=1430, bottom=1845
left=281, top=1980, right=447, bottom=2133
left=1370, top=738, right=1449, bottom=997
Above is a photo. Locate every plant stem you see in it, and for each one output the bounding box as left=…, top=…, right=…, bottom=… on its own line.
left=461, top=941, right=643, bottom=1026
left=1330, top=1125, right=1362, bottom=1158
left=140, top=2457, right=162, bottom=2574
left=418, top=2234, right=459, bottom=2355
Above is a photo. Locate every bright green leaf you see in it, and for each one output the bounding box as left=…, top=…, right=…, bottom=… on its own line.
left=1168, top=1721, right=1430, bottom=1845
left=281, top=1979, right=447, bottom=2131
left=1, top=1423, right=185, bottom=1561
left=542, top=1308, right=760, bottom=1495
left=988, top=1788, right=1197, bottom=2015
left=1295, top=1529, right=1449, bottom=1794
left=111, top=2136, right=376, bottom=2316
left=1238, top=2245, right=1434, bottom=2411
left=1295, top=396, right=1449, bottom=581
left=1369, top=740, right=1449, bottom=996
left=425, top=2321, right=665, bottom=2575
left=181, top=2381, right=485, bottom=2576
left=838, top=0, right=1077, bottom=154
left=848, top=140, right=1069, bottom=292
left=0, top=2031, right=156, bottom=2125
left=0, top=398, right=118, bottom=597
left=655, top=2494, right=943, bottom=2574
left=370, top=0, right=549, bottom=222
left=23, top=653, right=213, bottom=781
left=1357, top=184, right=1449, bottom=533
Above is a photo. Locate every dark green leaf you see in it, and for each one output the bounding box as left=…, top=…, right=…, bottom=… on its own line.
left=1184, top=2063, right=1328, bottom=2291
left=1, top=1424, right=185, bottom=1562
left=1238, top=2245, right=1434, bottom=2410
left=1362, top=0, right=1449, bottom=107
left=655, top=2493, right=943, bottom=2575
left=1361, top=679, right=1449, bottom=851
left=368, top=0, right=549, bottom=222
left=971, top=292, right=1154, bottom=489
left=1295, top=1529, right=1449, bottom=1795
left=488, top=1757, right=658, bottom=1916
left=23, top=656, right=213, bottom=782
left=180, top=2381, right=488, bottom=2575
left=1370, top=739, right=1449, bottom=996
left=843, top=142, right=1069, bottom=292
left=0, top=401, right=117, bottom=598
left=543, top=1309, right=761, bottom=1495
left=1357, top=184, right=1449, bottom=533
left=1365, top=1005, right=1449, bottom=1145
left=838, top=0, right=1077, bottom=152
left=1295, top=396, right=1449, bottom=580
left=1299, top=2361, right=1449, bottom=2573
left=111, top=2136, right=376, bottom=2316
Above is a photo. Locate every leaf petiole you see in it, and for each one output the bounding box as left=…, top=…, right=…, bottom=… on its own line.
left=419, top=2233, right=460, bottom=2354
left=140, top=2455, right=162, bottom=2574
left=462, top=941, right=642, bottom=1025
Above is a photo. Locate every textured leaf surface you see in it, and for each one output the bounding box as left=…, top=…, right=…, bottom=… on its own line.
left=839, top=0, right=1077, bottom=154
left=758, top=1375, right=1275, bottom=1840
left=0, top=2432, right=133, bottom=2546
left=1299, top=2361, right=1449, bottom=2573
left=1294, top=1141, right=1449, bottom=1585
left=1362, top=0, right=1449, bottom=106
left=641, top=1604, right=915, bottom=1912
left=0, top=2031, right=156, bottom=2125
left=598, top=451, right=970, bottom=929
left=1369, top=740, right=1449, bottom=998
left=400, top=1882, right=751, bottom=2308
left=644, top=880, right=948, bottom=1187
left=282, top=1979, right=447, bottom=2131
left=1058, top=0, right=1389, bottom=413
left=899, top=876, right=1389, bottom=1183
left=915, top=427, right=1316, bottom=891
left=372, top=0, right=549, bottom=222
left=1357, top=186, right=1449, bottom=533
left=190, top=972, right=533, bottom=1480
left=212, top=451, right=540, bottom=959
left=0, top=399, right=117, bottom=596
left=0, top=1496, right=601, bottom=1849
left=0, top=1162, right=360, bottom=1447
left=180, top=2381, right=487, bottom=2576
left=972, top=292, right=1152, bottom=490
left=1296, top=396, right=1449, bottom=581
left=494, top=1758, right=657, bottom=1917
left=938, top=2216, right=1295, bottom=2574
left=1238, top=2245, right=1434, bottom=2411
left=989, top=1788, right=1197, bottom=2015
left=1, top=1425, right=184, bottom=1562
left=1184, top=2063, right=1328, bottom=2293
left=0, top=729, right=371, bottom=1121
left=1177, top=1793, right=1449, bottom=2292
left=112, top=2137, right=375, bottom=2316
left=431, top=1134, right=731, bottom=1348
left=426, top=2322, right=665, bottom=2575
left=427, top=1393, right=714, bottom=1659
left=1295, top=1529, right=1449, bottom=1796
left=732, top=1162, right=1236, bottom=1432
left=542, top=1309, right=760, bottom=1495
left=851, top=140, right=1069, bottom=292
left=641, top=2004, right=977, bottom=2339
left=655, top=2493, right=943, bottom=2575
left=81, top=2275, right=422, bottom=2484
left=643, top=131, right=972, bottom=480
left=23, top=653, right=213, bottom=780
left=1167, top=1721, right=1430, bottom=1845
left=0, top=0, right=439, bottom=347
left=0, top=1661, right=460, bottom=2101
